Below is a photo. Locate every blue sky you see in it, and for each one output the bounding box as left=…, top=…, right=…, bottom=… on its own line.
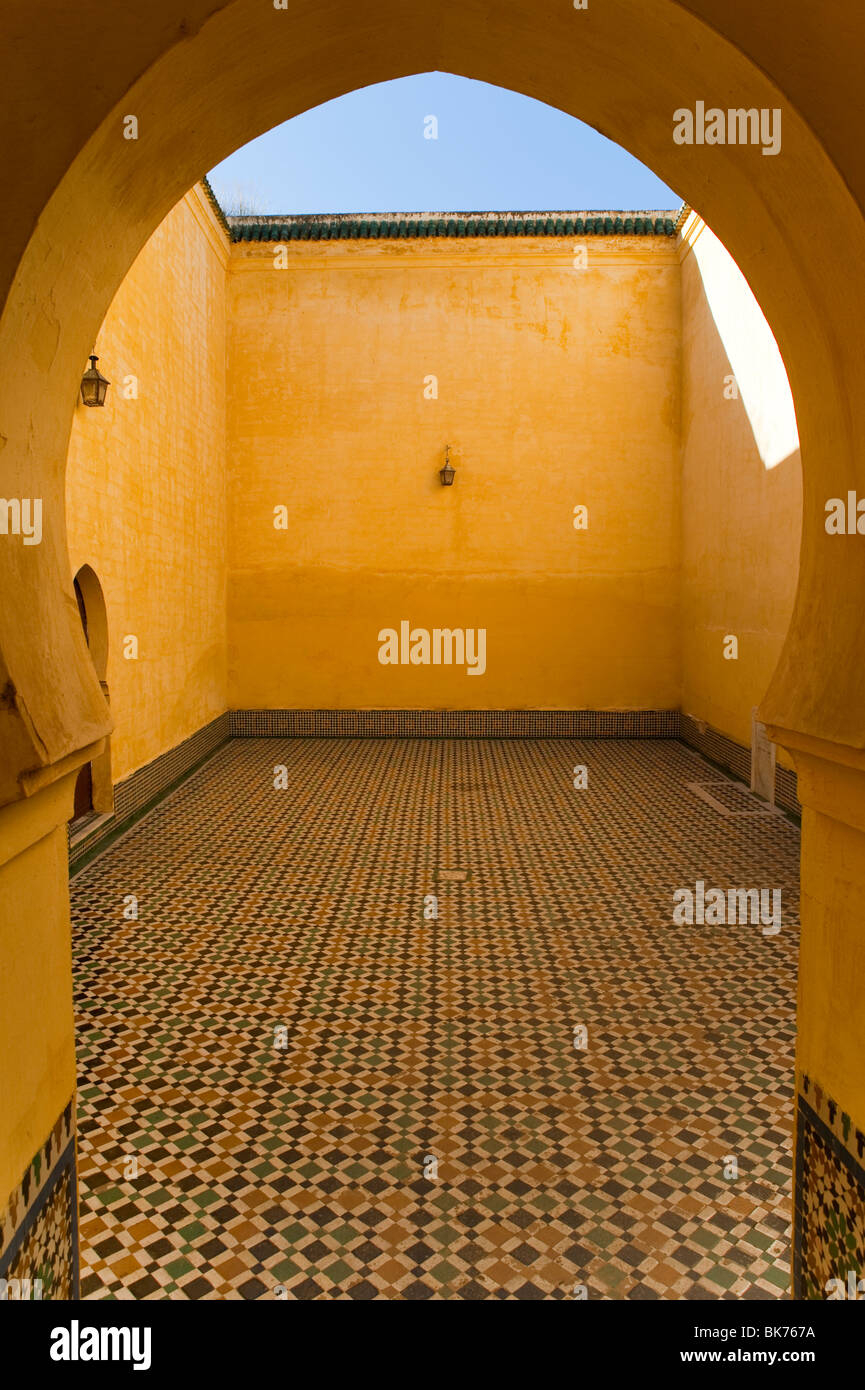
left=209, top=73, right=680, bottom=215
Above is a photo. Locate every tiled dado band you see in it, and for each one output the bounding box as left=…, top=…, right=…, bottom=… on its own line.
left=0, top=1100, right=77, bottom=1299
left=679, top=713, right=801, bottom=817
left=230, top=708, right=681, bottom=738
left=795, top=1075, right=865, bottom=1300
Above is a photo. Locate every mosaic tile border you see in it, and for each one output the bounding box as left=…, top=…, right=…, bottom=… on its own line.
left=775, top=765, right=800, bottom=817
left=680, top=713, right=800, bottom=818
left=794, top=1076, right=865, bottom=1300
left=229, top=708, right=681, bottom=739
left=69, top=712, right=230, bottom=874
left=0, top=1100, right=77, bottom=1299
left=797, top=1074, right=865, bottom=1171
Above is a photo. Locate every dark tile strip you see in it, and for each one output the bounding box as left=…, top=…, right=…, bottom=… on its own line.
left=679, top=714, right=800, bottom=818
left=229, top=709, right=680, bottom=739
left=69, top=713, right=231, bottom=875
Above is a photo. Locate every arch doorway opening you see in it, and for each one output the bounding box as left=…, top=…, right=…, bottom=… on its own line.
left=5, top=0, right=865, bottom=1314
left=63, top=74, right=803, bottom=1303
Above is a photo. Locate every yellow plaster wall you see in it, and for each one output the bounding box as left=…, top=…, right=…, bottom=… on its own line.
left=65, top=187, right=229, bottom=784
left=226, top=235, right=682, bottom=710
left=783, top=740, right=865, bottom=1126
left=0, top=776, right=78, bottom=1203
left=680, top=217, right=802, bottom=764
left=63, top=200, right=804, bottom=746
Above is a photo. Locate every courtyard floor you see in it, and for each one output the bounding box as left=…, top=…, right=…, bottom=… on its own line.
left=70, top=736, right=800, bottom=1299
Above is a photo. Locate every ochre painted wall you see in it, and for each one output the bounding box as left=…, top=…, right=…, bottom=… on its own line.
left=65, top=204, right=804, bottom=748
left=65, top=186, right=229, bottom=785
left=0, top=776, right=78, bottom=1205
left=680, top=217, right=802, bottom=765
left=226, top=234, right=682, bottom=710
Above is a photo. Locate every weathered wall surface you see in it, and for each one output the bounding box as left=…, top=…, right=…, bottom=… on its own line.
left=226, top=233, right=682, bottom=710
left=65, top=187, right=229, bottom=784
left=679, top=216, right=802, bottom=764
left=65, top=207, right=803, bottom=736
left=64, top=202, right=803, bottom=742
left=0, top=778, right=78, bottom=1224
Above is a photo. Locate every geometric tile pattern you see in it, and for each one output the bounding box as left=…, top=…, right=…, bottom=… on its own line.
left=679, top=715, right=752, bottom=786
left=69, top=712, right=230, bottom=874
left=794, top=1080, right=865, bottom=1300
left=230, top=709, right=679, bottom=740
left=680, top=713, right=800, bottom=818
left=0, top=1100, right=77, bottom=1299
left=70, top=737, right=800, bottom=1299
left=774, top=765, right=801, bottom=819
left=688, top=780, right=780, bottom=818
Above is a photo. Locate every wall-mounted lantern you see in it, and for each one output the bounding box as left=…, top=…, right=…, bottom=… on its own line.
left=439, top=444, right=455, bottom=487
left=80, top=355, right=110, bottom=408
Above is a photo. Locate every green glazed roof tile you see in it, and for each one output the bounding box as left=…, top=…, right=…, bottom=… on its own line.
left=221, top=205, right=685, bottom=242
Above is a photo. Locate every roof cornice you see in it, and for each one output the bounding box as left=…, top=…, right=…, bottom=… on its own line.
left=226, top=210, right=681, bottom=242
left=199, top=176, right=232, bottom=239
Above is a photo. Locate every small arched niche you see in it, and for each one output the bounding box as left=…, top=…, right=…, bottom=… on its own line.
left=71, top=564, right=113, bottom=822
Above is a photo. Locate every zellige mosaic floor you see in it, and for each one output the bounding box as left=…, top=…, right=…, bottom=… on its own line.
left=70, top=737, right=800, bottom=1299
